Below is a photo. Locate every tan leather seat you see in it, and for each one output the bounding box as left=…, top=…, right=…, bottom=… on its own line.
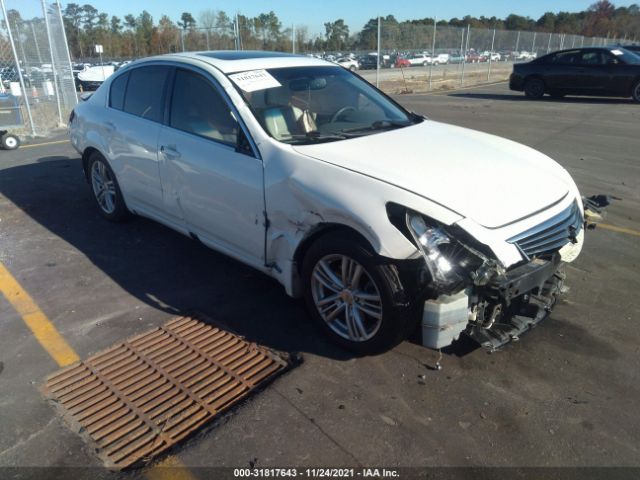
left=261, top=87, right=316, bottom=140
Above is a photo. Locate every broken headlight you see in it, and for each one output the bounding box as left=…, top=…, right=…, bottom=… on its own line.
left=387, top=203, right=505, bottom=289
left=406, top=212, right=463, bottom=287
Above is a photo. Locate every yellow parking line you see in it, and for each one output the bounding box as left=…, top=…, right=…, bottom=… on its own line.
left=0, top=261, right=195, bottom=477
left=598, top=223, right=640, bottom=237
left=0, top=261, right=79, bottom=367
left=146, top=456, right=197, bottom=480
left=20, top=139, right=70, bottom=149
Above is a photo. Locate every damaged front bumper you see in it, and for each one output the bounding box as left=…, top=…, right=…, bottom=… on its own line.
left=420, top=254, right=565, bottom=352
left=392, top=251, right=567, bottom=352
left=385, top=199, right=590, bottom=352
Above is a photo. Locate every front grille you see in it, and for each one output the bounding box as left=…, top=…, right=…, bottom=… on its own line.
left=508, top=201, right=583, bottom=258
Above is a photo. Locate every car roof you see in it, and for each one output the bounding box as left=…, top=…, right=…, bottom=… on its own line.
left=549, top=46, right=623, bottom=53
left=130, top=50, right=332, bottom=74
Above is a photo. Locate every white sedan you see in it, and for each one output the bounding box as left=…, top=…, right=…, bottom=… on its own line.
left=335, top=57, right=359, bottom=71
left=407, top=53, right=433, bottom=66
left=69, top=51, right=584, bottom=354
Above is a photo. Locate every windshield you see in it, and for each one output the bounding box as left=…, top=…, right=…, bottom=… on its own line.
left=229, top=65, right=420, bottom=145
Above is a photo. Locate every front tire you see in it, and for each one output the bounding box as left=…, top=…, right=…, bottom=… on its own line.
left=302, top=232, right=416, bottom=354
left=87, top=151, right=130, bottom=222
left=524, top=77, right=545, bottom=99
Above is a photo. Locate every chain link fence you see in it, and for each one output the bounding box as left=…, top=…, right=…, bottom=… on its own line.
left=368, top=20, right=615, bottom=93
left=0, top=0, right=76, bottom=138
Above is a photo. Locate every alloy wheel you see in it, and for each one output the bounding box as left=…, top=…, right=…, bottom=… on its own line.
left=91, top=160, right=117, bottom=214
left=310, top=254, right=383, bottom=343
left=525, top=78, right=545, bottom=99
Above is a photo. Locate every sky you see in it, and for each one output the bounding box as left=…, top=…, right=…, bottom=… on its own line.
left=14, top=0, right=640, bottom=36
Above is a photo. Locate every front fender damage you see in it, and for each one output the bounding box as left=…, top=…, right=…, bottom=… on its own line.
left=263, top=173, right=413, bottom=297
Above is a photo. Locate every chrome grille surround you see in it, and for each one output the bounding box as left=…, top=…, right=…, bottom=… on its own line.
left=508, top=201, right=583, bottom=259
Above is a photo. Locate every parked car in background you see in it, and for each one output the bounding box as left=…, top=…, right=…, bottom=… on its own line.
left=482, top=51, right=501, bottom=62
left=433, top=53, right=450, bottom=65
left=447, top=51, right=466, bottom=64
left=510, top=46, right=640, bottom=101
left=499, top=50, right=518, bottom=62
left=335, top=57, right=359, bottom=71
left=407, top=53, right=433, bottom=66
left=516, top=51, right=537, bottom=61
left=357, top=54, right=378, bottom=70
left=466, top=51, right=486, bottom=63
left=77, top=64, right=115, bottom=91
left=0, top=66, right=30, bottom=89
left=392, top=55, right=411, bottom=68
left=70, top=51, right=585, bottom=354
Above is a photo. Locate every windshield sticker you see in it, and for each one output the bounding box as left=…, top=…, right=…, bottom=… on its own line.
left=228, top=69, right=282, bottom=92
left=610, top=49, right=624, bottom=56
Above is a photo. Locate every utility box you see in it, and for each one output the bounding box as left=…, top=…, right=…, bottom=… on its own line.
left=422, top=290, right=470, bottom=349
left=0, top=94, right=22, bottom=130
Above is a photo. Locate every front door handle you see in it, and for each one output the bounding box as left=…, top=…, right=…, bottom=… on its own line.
left=160, top=144, right=181, bottom=160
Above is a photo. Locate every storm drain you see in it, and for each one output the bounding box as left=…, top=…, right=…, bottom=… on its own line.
left=43, top=316, right=291, bottom=470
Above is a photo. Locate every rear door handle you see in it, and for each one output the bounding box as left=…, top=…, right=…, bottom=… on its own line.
left=160, top=144, right=181, bottom=160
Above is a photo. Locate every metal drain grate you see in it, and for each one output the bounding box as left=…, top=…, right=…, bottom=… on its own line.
left=43, top=316, right=290, bottom=470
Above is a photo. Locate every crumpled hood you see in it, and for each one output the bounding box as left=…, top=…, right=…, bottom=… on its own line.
left=294, top=120, right=571, bottom=228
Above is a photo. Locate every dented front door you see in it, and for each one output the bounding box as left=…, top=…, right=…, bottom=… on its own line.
left=159, top=67, right=265, bottom=264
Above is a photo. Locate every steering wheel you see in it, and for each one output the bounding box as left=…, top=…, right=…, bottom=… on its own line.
left=330, top=106, right=356, bottom=123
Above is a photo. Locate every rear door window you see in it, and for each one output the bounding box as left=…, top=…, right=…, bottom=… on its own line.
left=550, top=50, right=580, bottom=64
left=123, top=66, right=169, bottom=123
left=577, top=51, right=606, bottom=65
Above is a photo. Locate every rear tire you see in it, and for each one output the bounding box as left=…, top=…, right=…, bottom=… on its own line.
left=524, top=77, right=545, bottom=99
left=87, top=151, right=130, bottom=222
left=632, top=80, right=640, bottom=103
left=301, top=231, right=416, bottom=355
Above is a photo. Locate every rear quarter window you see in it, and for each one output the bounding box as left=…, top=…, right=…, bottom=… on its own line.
left=109, top=72, right=128, bottom=110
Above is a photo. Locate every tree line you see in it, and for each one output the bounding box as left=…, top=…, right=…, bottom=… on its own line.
left=3, top=0, right=639, bottom=61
